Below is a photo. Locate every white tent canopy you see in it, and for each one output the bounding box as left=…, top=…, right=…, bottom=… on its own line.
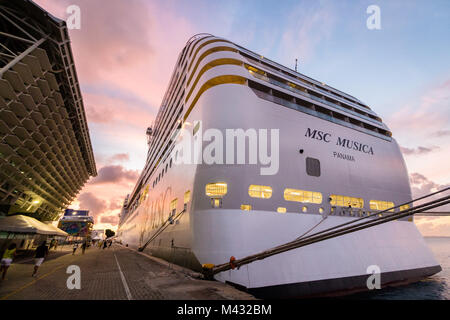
left=0, top=215, right=68, bottom=237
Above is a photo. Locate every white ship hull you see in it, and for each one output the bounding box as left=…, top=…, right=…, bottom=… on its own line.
left=195, top=209, right=440, bottom=297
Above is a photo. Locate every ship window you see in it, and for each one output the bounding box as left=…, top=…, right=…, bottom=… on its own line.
left=306, top=157, right=321, bottom=177
left=370, top=200, right=394, bottom=212
left=170, top=198, right=177, bottom=213
left=330, top=195, right=364, bottom=208
left=240, top=204, right=252, bottom=211
left=211, top=198, right=222, bottom=208
left=284, top=188, right=322, bottom=204
left=184, top=190, right=191, bottom=204
left=400, top=204, right=410, bottom=212
left=248, top=185, right=272, bottom=199
left=277, top=207, right=286, bottom=213
left=205, top=182, right=227, bottom=197
left=302, top=206, right=308, bottom=213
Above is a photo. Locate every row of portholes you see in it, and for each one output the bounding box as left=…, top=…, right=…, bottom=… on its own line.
left=240, top=205, right=324, bottom=214
left=152, top=157, right=174, bottom=188
left=239, top=204, right=392, bottom=218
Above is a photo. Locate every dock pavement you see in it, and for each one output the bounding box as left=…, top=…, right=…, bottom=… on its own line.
left=0, top=244, right=255, bottom=300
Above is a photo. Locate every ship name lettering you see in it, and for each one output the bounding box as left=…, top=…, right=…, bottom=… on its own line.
left=305, top=128, right=331, bottom=143
left=336, top=137, right=374, bottom=155
left=333, top=151, right=355, bottom=162
left=305, top=128, right=374, bottom=155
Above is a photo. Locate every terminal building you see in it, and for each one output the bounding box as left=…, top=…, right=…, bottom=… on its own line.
left=0, top=0, right=97, bottom=222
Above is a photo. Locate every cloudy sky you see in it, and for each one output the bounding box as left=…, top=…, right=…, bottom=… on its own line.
left=34, top=0, right=450, bottom=235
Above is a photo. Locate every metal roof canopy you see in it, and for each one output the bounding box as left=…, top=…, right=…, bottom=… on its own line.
left=0, top=0, right=97, bottom=176
left=0, top=214, right=68, bottom=236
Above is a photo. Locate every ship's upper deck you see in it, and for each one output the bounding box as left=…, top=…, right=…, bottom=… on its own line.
left=122, top=34, right=392, bottom=216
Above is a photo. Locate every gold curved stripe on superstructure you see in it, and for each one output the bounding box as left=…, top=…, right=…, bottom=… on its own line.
left=186, top=46, right=238, bottom=88
left=183, top=75, right=247, bottom=122
left=187, top=38, right=232, bottom=71
left=187, top=35, right=214, bottom=59
left=185, top=58, right=243, bottom=102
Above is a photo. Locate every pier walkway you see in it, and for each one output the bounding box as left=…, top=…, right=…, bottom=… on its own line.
left=0, top=245, right=254, bottom=300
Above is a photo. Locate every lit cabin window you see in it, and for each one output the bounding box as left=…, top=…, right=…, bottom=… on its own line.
left=302, top=206, right=308, bottom=213
left=330, top=195, right=364, bottom=208
left=284, top=188, right=322, bottom=204
left=246, top=65, right=264, bottom=75
left=400, top=204, right=410, bottom=211
left=277, top=207, right=286, bottom=213
left=240, top=204, right=252, bottom=211
left=205, top=182, right=227, bottom=197
left=170, top=198, right=177, bottom=212
left=248, top=185, right=272, bottom=199
left=370, top=200, right=394, bottom=212
left=184, top=190, right=191, bottom=204
left=211, top=198, right=221, bottom=208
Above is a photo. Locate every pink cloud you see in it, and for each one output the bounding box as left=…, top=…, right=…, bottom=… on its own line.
left=400, top=145, right=439, bottom=156
left=90, top=165, right=139, bottom=185
left=99, top=214, right=120, bottom=225
left=35, top=0, right=196, bottom=109
left=83, top=91, right=156, bottom=128
left=77, top=192, right=107, bottom=217
left=109, top=153, right=129, bottom=163
left=387, top=79, right=450, bottom=135
left=279, top=3, right=336, bottom=63
left=409, top=172, right=450, bottom=237
left=432, top=130, right=450, bottom=137
left=415, top=217, right=450, bottom=237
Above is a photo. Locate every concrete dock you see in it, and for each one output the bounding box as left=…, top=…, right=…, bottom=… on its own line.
left=0, top=245, right=255, bottom=300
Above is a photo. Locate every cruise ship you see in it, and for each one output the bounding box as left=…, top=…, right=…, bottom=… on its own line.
left=117, top=34, right=441, bottom=298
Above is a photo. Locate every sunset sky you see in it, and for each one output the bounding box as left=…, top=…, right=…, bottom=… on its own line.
left=34, top=0, right=450, bottom=235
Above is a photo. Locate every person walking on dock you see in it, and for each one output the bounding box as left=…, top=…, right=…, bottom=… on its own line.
left=72, top=242, right=78, bottom=255
left=32, top=241, right=48, bottom=277
left=50, top=239, right=58, bottom=250
left=81, top=241, right=87, bottom=255
left=1, top=243, right=17, bottom=280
